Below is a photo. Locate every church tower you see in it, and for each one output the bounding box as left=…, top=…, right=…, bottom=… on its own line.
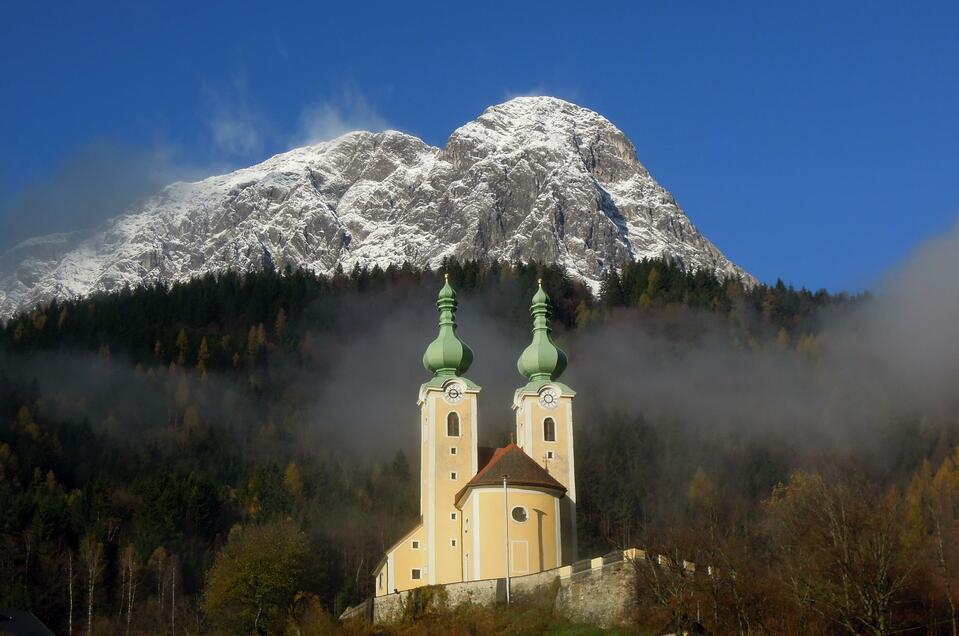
left=372, top=277, right=576, bottom=596
left=513, top=280, right=578, bottom=563
left=418, top=275, right=479, bottom=585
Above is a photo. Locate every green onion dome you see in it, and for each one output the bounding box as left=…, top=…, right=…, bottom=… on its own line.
left=517, top=280, right=568, bottom=381
left=423, top=274, right=474, bottom=377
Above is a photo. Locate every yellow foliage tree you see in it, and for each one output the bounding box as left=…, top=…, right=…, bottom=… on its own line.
left=196, top=336, right=210, bottom=373
left=202, top=520, right=311, bottom=634
left=906, top=450, right=959, bottom=635
left=284, top=462, right=305, bottom=499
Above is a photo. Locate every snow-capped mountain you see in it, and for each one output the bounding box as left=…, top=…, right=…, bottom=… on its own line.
left=0, top=97, right=753, bottom=319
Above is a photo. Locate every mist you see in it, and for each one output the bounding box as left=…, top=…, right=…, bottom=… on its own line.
left=564, top=218, right=959, bottom=465
left=0, top=142, right=210, bottom=250
left=0, top=85, right=392, bottom=255
left=290, top=216, right=959, bottom=467
left=4, top=219, right=958, bottom=479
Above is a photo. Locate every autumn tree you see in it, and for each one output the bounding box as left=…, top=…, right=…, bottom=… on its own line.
left=765, top=467, right=915, bottom=635
left=274, top=308, right=288, bottom=349
left=118, top=545, right=141, bottom=635
left=203, top=519, right=311, bottom=634
left=906, top=450, right=959, bottom=636
left=196, top=336, right=210, bottom=375
left=80, top=534, right=105, bottom=636
left=284, top=462, right=305, bottom=500
left=175, top=328, right=189, bottom=366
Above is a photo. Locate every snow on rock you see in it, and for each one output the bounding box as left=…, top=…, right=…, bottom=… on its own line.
left=0, top=96, right=754, bottom=319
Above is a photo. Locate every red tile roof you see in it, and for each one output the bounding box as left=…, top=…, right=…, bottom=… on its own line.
left=455, top=443, right=565, bottom=505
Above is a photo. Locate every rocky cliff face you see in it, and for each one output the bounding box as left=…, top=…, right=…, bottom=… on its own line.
left=0, top=96, right=753, bottom=318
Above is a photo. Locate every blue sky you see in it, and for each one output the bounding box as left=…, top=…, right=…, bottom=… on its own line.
left=1, top=1, right=957, bottom=292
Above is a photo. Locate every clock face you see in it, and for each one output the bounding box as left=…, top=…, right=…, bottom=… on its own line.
left=443, top=383, right=464, bottom=405
left=538, top=388, right=559, bottom=409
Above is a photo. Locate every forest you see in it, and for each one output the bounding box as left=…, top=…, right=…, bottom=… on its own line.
left=2, top=258, right=958, bottom=635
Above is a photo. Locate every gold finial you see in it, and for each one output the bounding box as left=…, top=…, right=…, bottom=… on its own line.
left=537, top=278, right=542, bottom=286
left=444, top=272, right=449, bottom=282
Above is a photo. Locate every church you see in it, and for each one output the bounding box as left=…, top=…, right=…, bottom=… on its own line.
left=373, top=276, right=578, bottom=595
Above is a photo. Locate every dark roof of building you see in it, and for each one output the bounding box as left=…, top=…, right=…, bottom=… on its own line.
left=455, top=443, right=565, bottom=505
left=0, top=609, right=56, bottom=636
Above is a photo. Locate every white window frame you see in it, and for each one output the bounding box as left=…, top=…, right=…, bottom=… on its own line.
left=411, top=568, right=421, bottom=580
left=450, top=471, right=457, bottom=480
left=511, top=506, right=529, bottom=523
left=411, top=540, right=420, bottom=550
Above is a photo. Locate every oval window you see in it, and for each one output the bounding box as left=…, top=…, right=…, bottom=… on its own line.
left=511, top=506, right=528, bottom=523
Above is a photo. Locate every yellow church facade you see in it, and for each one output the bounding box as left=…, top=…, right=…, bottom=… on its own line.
left=373, top=277, right=577, bottom=596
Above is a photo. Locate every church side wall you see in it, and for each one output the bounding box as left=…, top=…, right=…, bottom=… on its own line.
left=474, top=487, right=560, bottom=579
left=379, top=524, right=427, bottom=595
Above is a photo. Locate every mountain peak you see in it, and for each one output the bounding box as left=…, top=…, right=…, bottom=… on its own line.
left=457, top=96, right=621, bottom=138
left=0, top=98, right=753, bottom=319
left=487, top=95, right=596, bottom=114
left=477, top=96, right=622, bottom=135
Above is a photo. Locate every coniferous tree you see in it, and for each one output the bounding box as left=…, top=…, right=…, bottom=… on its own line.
left=600, top=269, right=625, bottom=307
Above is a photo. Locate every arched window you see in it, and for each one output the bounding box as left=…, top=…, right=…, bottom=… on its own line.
left=447, top=412, right=460, bottom=437
left=543, top=417, right=556, bottom=442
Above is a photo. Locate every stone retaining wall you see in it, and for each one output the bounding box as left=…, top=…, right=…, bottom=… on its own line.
left=339, top=598, right=372, bottom=622
left=342, top=547, right=647, bottom=628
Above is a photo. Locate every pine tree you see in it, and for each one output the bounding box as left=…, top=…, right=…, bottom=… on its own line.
left=599, top=270, right=625, bottom=307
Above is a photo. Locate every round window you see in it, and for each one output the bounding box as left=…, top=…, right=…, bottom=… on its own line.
left=511, top=506, right=528, bottom=523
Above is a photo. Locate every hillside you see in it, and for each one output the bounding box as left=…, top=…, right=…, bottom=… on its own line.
left=4, top=261, right=959, bottom=633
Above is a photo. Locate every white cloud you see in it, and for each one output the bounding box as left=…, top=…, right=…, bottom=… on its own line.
left=294, top=88, right=391, bottom=145
left=211, top=117, right=261, bottom=156
left=202, top=71, right=267, bottom=158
